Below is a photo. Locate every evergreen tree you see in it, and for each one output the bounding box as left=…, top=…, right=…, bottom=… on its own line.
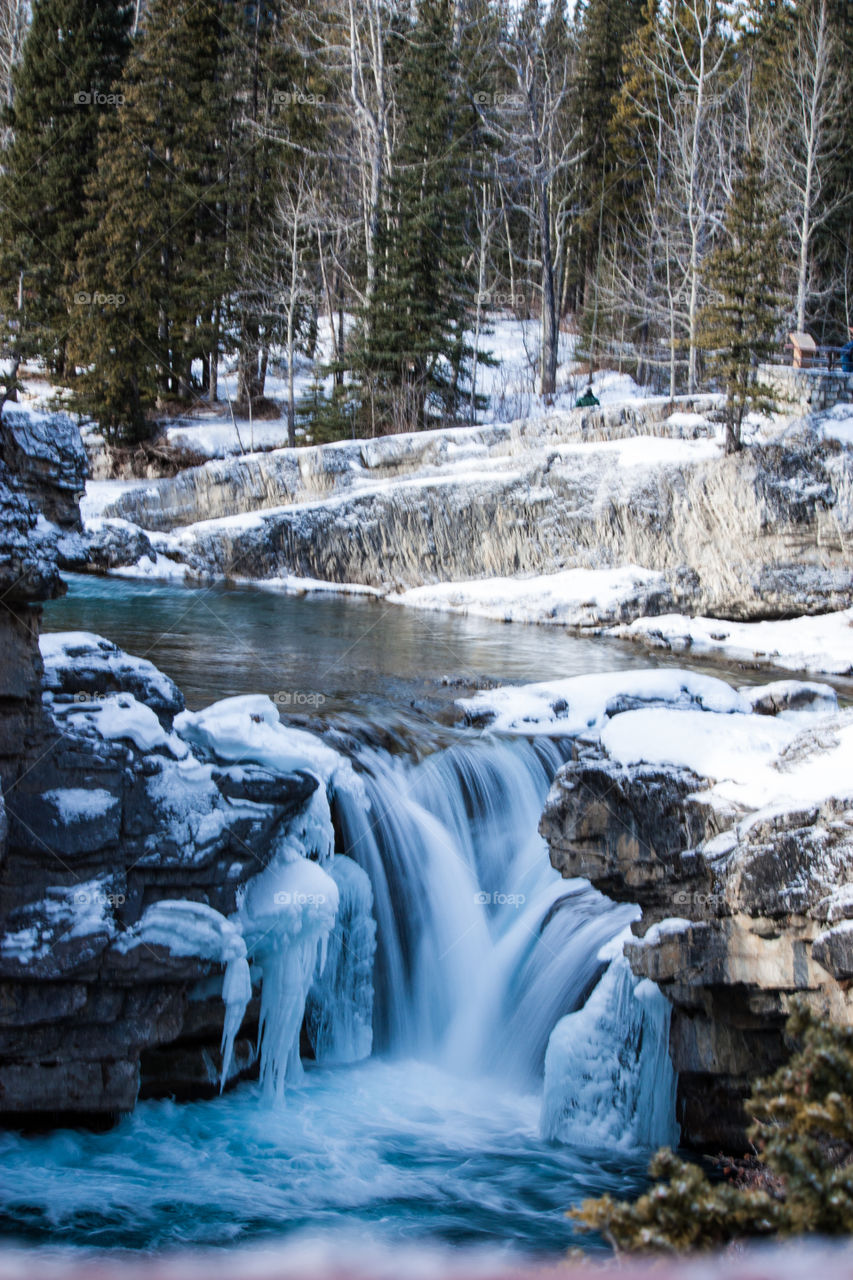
left=0, top=0, right=133, bottom=377
left=700, top=149, right=781, bottom=453
left=569, top=0, right=645, bottom=319
left=355, top=0, right=478, bottom=433
left=68, top=0, right=231, bottom=440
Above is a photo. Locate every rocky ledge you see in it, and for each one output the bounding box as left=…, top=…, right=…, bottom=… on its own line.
left=535, top=680, right=853, bottom=1152
left=90, top=402, right=853, bottom=622
left=0, top=407, right=373, bottom=1125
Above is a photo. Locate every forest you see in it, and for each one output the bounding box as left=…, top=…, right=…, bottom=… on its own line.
left=0, top=0, right=850, bottom=447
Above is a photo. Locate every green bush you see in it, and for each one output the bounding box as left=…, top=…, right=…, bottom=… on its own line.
left=571, top=1006, right=853, bottom=1252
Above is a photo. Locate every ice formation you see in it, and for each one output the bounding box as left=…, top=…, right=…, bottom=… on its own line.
left=541, top=948, right=679, bottom=1150
left=238, top=854, right=339, bottom=1100
left=305, top=855, right=377, bottom=1064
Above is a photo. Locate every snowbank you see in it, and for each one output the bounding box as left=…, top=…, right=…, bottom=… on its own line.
left=459, top=668, right=747, bottom=735
left=613, top=608, right=853, bottom=677
left=391, top=565, right=672, bottom=628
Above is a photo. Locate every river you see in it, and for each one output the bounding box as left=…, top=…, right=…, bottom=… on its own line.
left=0, top=574, right=787, bottom=1264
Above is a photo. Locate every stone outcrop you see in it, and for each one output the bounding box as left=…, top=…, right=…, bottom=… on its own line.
left=0, top=411, right=325, bottom=1124
left=98, top=408, right=853, bottom=620
left=0, top=407, right=88, bottom=530
left=540, top=705, right=853, bottom=1153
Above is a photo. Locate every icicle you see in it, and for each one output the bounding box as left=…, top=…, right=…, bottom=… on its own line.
left=541, top=949, right=678, bottom=1150
left=238, top=845, right=340, bottom=1103
left=219, top=953, right=252, bottom=1091
left=305, top=856, right=377, bottom=1064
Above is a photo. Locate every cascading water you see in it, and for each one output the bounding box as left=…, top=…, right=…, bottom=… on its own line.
left=0, top=710, right=678, bottom=1257
left=331, top=733, right=675, bottom=1119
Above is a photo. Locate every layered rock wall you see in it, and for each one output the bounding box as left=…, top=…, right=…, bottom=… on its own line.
left=101, top=414, right=853, bottom=621
left=540, top=713, right=853, bottom=1151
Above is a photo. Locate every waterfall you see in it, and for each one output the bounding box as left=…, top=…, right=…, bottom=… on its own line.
left=333, top=736, right=647, bottom=1090
left=233, top=714, right=676, bottom=1145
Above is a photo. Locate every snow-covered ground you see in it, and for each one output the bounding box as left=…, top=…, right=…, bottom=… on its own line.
left=391, top=566, right=672, bottom=628
left=460, top=668, right=853, bottom=818
left=612, top=609, right=853, bottom=677
left=8, top=317, right=684, bottom=463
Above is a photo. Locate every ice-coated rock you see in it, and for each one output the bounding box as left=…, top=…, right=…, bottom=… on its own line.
left=539, top=696, right=853, bottom=1151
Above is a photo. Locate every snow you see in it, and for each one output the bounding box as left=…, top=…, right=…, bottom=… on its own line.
left=245, top=574, right=382, bottom=598
left=815, top=403, right=853, bottom=448
left=553, top=433, right=721, bottom=469
left=599, top=706, right=799, bottom=790
left=599, top=702, right=853, bottom=815
left=630, top=918, right=695, bottom=949
left=614, top=608, right=853, bottom=677
left=739, top=679, right=839, bottom=716
left=81, top=481, right=158, bottom=522
left=390, top=565, right=670, bottom=628
left=459, top=668, right=747, bottom=735
left=820, top=884, right=853, bottom=923
left=113, top=898, right=246, bottom=962
left=52, top=690, right=187, bottom=755
left=174, top=694, right=344, bottom=786
left=39, top=787, right=116, bottom=822
left=0, top=878, right=118, bottom=966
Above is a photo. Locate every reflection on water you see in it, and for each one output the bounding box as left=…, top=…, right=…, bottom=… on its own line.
left=43, top=574, right=771, bottom=720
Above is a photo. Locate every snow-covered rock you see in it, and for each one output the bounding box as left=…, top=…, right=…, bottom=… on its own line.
left=612, top=608, right=853, bottom=677
left=92, top=407, right=853, bottom=629
left=529, top=667, right=853, bottom=1151
left=40, top=631, right=184, bottom=719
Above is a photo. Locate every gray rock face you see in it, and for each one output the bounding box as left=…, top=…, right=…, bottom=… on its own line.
left=540, top=717, right=853, bottom=1153
left=102, top=415, right=853, bottom=621
left=0, top=407, right=88, bottom=529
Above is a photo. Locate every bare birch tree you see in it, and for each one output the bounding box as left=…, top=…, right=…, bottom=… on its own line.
left=764, top=0, right=849, bottom=334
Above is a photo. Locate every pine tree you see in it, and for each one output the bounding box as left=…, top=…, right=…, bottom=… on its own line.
left=569, top=0, right=646, bottom=319
left=0, top=0, right=133, bottom=377
left=68, top=0, right=231, bottom=440
left=355, top=0, right=478, bottom=433
left=700, top=150, right=782, bottom=453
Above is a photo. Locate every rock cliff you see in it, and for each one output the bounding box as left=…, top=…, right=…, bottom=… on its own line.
left=97, top=404, right=853, bottom=621
left=539, top=687, right=853, bottom=1151
left=0, top=410, right=353, bottom=1124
